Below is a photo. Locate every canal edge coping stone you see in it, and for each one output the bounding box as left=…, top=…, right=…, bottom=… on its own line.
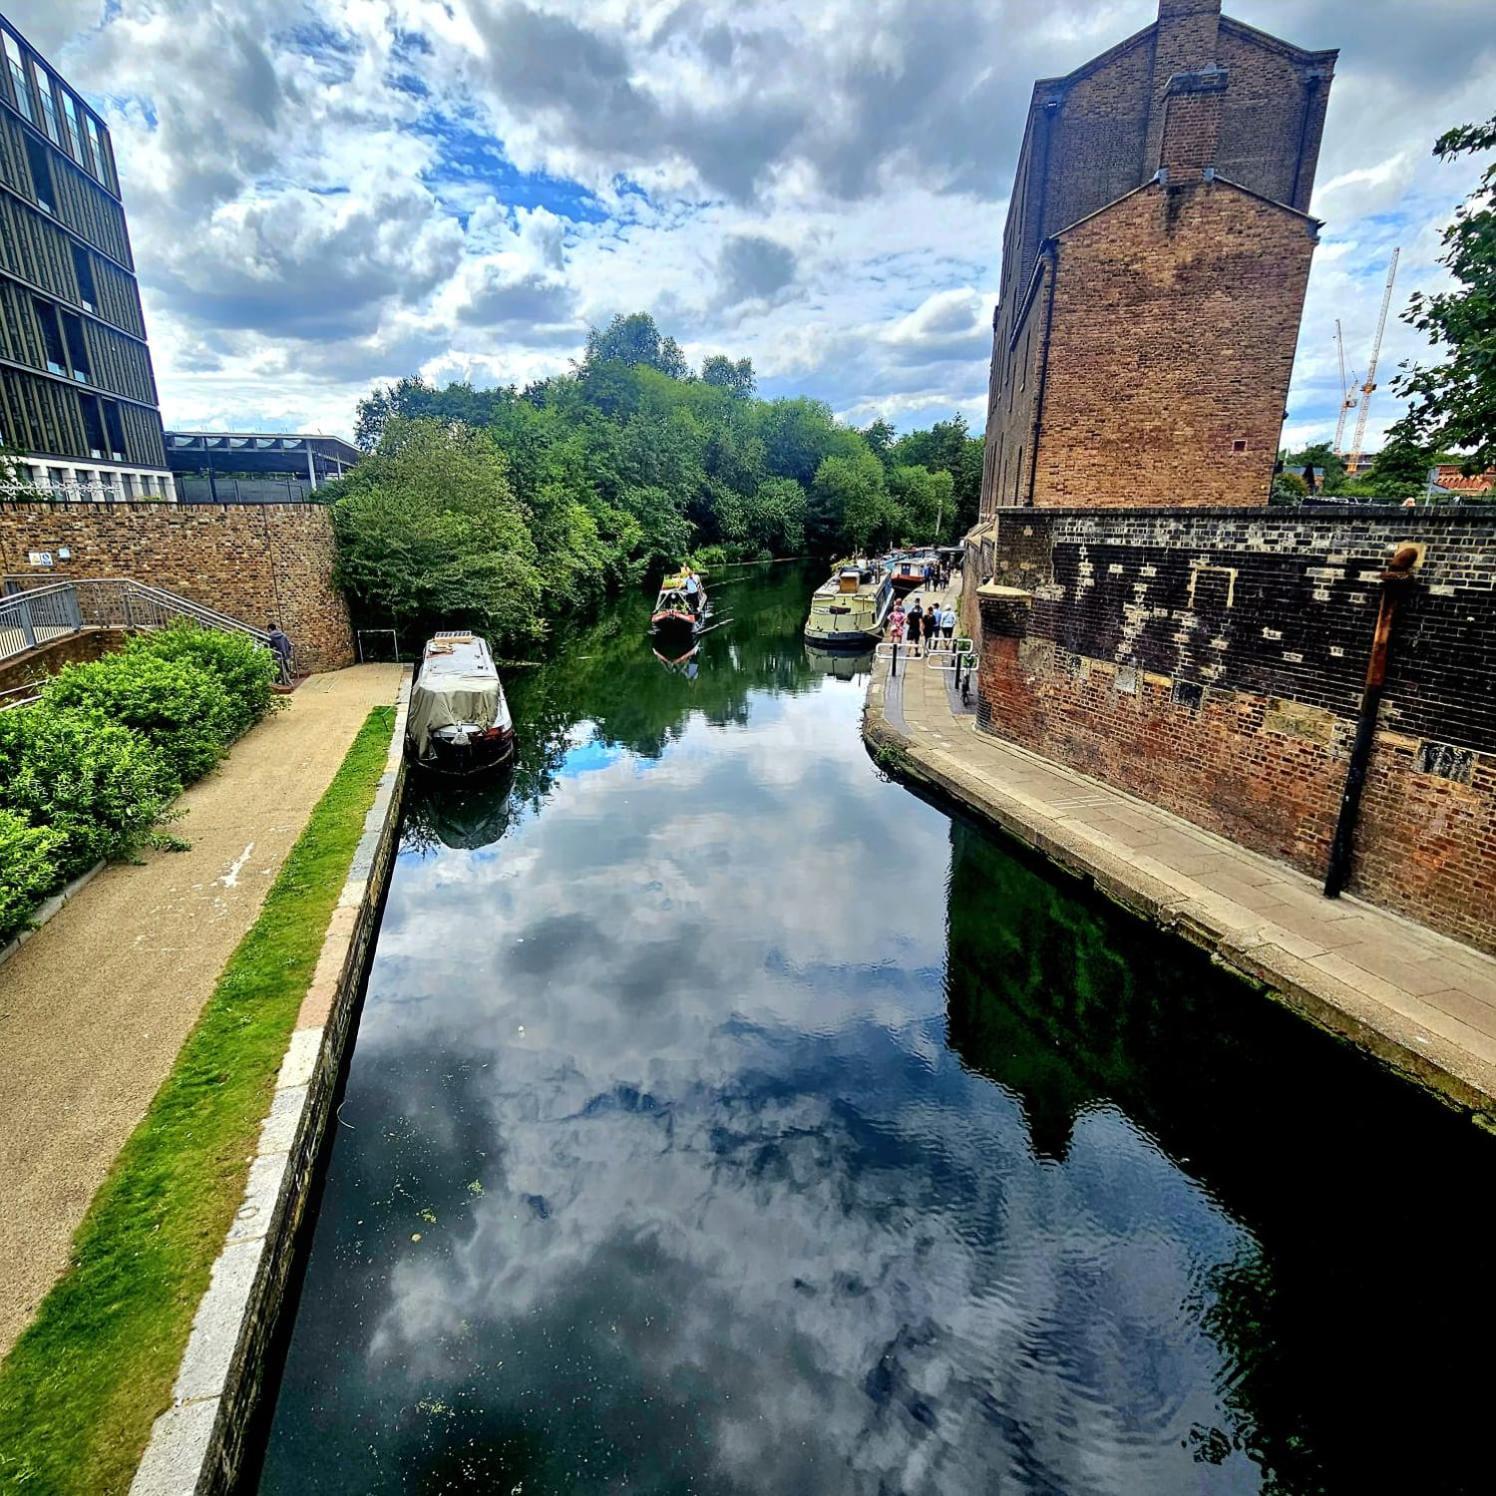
left=130, top=668, right=412, bottom=1496
left=861, top=675, right=1496, bottom=1128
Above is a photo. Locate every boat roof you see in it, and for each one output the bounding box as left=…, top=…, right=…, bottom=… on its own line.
left=419, top=631, right=498, bottom=685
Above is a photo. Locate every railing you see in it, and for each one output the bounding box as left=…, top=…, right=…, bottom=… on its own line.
left=0, top=578, right=268, bottom=669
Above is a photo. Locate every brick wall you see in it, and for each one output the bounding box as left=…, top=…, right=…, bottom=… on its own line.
left=0, top=627, right=121, bottom=694
left=972, top=507, right=1496, bottom=953
left=0, top=502, right=353, bottom=673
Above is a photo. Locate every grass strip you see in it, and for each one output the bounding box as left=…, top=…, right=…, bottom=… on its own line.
left=0, top=704, right=396, bottom=1495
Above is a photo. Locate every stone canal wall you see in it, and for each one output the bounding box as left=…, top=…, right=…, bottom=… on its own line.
left=130, top=673, right=410, bottom=1496
left=0, top=501, right=353, bottom=673
left=965, top=506, right=1496, bottom=952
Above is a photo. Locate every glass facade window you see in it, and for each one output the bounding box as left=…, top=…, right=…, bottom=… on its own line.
left=72, top=244, right=96, bottom=313
left=33, top=62, right=61, bottom=144
left=60, top=90, right=86, bottom=166
left=23, top=132, right=53, bottom=213
left=33, top=297, right=66, bottom=374
left=80, top=398, right=106, bottom=460
left=3, top=31, right=31, bottom=122
left=60, top=309, right=90, bottom=382
left=84, top=115, right=111, bottom=190
left=102, top=398, right=126, bottom=461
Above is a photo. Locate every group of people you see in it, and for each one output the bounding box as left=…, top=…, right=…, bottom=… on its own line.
left=887, top=596, right=955, bottom=656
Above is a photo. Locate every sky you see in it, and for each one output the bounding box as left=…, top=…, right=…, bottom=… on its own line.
left=13, top=0, right=1496, bottom=449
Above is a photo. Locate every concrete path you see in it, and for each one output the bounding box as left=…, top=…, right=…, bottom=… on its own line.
left=866, top=582, right=1496, bottom=1121
left=0, top=665, right=403, bottom=1357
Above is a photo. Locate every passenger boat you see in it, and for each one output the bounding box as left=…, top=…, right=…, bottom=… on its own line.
left=804, top=558, right=893, bottom=648
left=889, top=550, right=937, bottom=596
left=651, top=567, right=709, bottom=638
left=406, top=631, right=516, bottom=775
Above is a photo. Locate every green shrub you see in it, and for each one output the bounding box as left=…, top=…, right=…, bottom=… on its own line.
left=0, top=707, right=180, bottom=878
left=126, top=624, right=276, bottom=738
left=0, top=808, right=63, bottom=947
left=42, top=653, right=235, bottom=785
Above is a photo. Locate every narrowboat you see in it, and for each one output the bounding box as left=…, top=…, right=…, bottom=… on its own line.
left=651, top=566, right=709, bottom=638
left=804, top=558, right=893, bottom=648
left=406, top=631, right=516, bottom=775
left=889, top=551, right=937, bottom=596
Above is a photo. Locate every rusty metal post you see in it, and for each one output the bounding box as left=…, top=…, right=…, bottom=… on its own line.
left=1324, top=544, right=1420, bottom=898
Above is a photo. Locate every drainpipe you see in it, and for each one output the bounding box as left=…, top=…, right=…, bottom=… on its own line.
left=1025, top=244, right=1058, bottom=508
left=1323, top=543, right=1420, bottom=898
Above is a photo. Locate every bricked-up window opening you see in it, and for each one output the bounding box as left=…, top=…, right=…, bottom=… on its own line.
left=1171, top=679, right=1205, bottom=711
left=1232, top=439, right=1247, bottom=453
left=101, top=398, right=126, bottom=461
left=60, top=311, right=90, bottom=383
left=33, top=298, right=66, bottom=375
left=1116, top=666, right=1139, bottom=695
left=23, top=132, right=54, bottom=213
left=72, top=245, right=97, bottom=314
left=1188, top=565, right=1236, bottom=612
left=1417, top=741, right=1474, bottom=785
left=3, top=31, right=32, bottom=122
left=80, top=395, right=107, bottom=460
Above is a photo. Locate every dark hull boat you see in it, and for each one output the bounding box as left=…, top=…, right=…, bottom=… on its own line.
left=651, top=567, right=709, bottom=638
left=406, top=631, right=516, bottom=776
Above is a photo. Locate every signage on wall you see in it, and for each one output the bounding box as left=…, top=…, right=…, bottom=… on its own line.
left=27, top=550, right=53, bottom=568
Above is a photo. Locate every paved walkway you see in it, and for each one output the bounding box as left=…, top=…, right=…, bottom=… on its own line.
left=0, top=664, right=403, bottom=1357
left=866, top=579, right=1496, bottom=1122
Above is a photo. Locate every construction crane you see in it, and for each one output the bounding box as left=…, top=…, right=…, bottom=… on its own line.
left=1346, top=248, right=1400, bottom=475
left=1331, top=319, right=1358, bottom=456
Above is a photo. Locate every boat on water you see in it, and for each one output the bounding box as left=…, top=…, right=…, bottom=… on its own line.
left=406, top=631, right=516, bottom=775
left=651, top=566, right=709, bottom=638
left=804, top=558, right=893, bottom=648
left=889, top=550, right=938, bottom=596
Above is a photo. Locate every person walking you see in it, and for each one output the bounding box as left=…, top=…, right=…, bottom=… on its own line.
left=940, top=602, right=957, bottom=650
left=922, top=601, right=940, bottom=654
left=888, top=600, right=906, bottom=648
left=905, top=598, right=924, bottom=657
left=267, top=622, right=294, bottom=684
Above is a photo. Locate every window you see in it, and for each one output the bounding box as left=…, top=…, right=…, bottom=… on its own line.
left=3, top=31, right=32, bottom=123
left=1231, top=439, right=1247, bottom=454
left=60, top=91, right=86, bottom=166
left=80, top=397, right=106, bottom=460
left=33, top=63, right=61, bottom=145
left=60, top=310, right=90, bottom=382
left=121, top=473, right=136, bottom=499
left=33, top=298, right=66, bottom=375
left=84, top=115, right=112, bottom=189
left=47, top=466, right=65, bottom=491
left=71, top=244, right=96, bottom=313
left=23, top=132, right=53, bottom=213
left=101, top=398, right=126, bottom=461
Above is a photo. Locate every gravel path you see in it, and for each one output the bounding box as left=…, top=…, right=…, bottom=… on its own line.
left=0, top=665, right=403, bottom=1356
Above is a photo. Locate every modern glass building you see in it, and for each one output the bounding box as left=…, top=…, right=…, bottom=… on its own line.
left=0, top=10, right=172, bottom=499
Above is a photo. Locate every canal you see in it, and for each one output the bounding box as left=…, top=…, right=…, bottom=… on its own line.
left=257, top=564, right=1490, bottom=1495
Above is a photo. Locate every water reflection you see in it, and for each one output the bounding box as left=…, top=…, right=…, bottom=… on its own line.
left=258, top=565, right=1492, bottom=1495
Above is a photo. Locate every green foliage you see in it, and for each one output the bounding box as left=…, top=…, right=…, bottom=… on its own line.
left=1282, top=441, right=1347, bottom=490
left=700, top=354, right=755, bottom=398
left=812, top=450, right=891, bottom=554
left=1390, top=115, right=1496, bottom=475
left=332, top=418, right=544, bottom=650
left=888, top=463, right=956, bottom=544
left=0, top=708, right=395, bottom=1495
left=126, top=622, right=276, bottom=738
left=1270, top=471, right=1310, bottom=504
left=0, top=707, right=179, bottom=879
left=0, top=808, right=62, bottom=947
left=43, top=653, right=236, bottom=786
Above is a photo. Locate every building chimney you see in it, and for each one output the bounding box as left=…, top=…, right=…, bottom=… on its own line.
left=1157, top=0, right=1222, bottom=61
left=1158, top=66, right=1228, bottom=183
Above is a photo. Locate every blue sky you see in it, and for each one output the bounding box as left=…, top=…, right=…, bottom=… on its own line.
left=20, top=0, right=1496, bottom=450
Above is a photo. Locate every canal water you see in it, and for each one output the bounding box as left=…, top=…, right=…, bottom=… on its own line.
left=258, top=564, right=1490, bottom=1495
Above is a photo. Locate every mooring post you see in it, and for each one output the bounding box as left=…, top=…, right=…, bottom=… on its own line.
left=1324, top=543, right=1420, bottom=898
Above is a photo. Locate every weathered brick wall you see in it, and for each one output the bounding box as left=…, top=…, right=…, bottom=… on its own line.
left=0, top=503, right=353, bottom=673
left=1031, top=180, right=1316, bottom=508
left=974, top=507, right=1496, bottom=952
left=0, top=627, right=121, bottom=694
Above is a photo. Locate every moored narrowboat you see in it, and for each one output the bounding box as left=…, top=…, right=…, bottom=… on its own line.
left=651, top=567, right=709, bottom=637
left=889, top=551, right=937, bottom=596
left=804, top=558, right=893, bottom=648
left=406, top=631, right=516, bottom=775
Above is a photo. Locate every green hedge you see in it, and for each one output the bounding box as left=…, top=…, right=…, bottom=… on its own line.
left=0, top=626, right=278, bottom=948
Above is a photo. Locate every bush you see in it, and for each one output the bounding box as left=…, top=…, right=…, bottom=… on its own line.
left=0, top=808, right=63, bottom=947
left=0, top=707, right=180, bottom=878
left=126, top=624, right=276, bottom=739
left=42, top=653, right=236, bottom=786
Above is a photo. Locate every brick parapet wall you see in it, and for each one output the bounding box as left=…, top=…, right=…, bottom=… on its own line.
left=971, top=506, right=1496, bottom=952
left=0, top=502, right=352, bottom=673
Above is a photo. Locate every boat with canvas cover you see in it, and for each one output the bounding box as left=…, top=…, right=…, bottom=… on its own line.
left=804, top=557, right=893, bottom=647
left=651, top=566, right=709, bottom=638
left=889, top=550, right=937, bottom=596
left=406, top=631, right=516, bottom=775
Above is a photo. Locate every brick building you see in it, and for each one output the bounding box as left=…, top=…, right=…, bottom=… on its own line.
left=0, top=10, right=171, bottom=499
left=979, top=0, right=1335, bottom=514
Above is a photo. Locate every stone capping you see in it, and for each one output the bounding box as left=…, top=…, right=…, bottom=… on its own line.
left=130, top=669, right=412, bottom=1496
left=0, top=861, right=105, bottom=971
left=983, top=505, right=1496, bottom=525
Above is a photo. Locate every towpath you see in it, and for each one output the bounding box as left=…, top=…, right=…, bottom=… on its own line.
left=866, top=577, right=1496, bottom=1121
left=0, top=664, right=403, bottom=1356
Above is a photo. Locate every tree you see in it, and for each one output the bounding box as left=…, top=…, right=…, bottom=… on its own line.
left=811, top=450, right=890, bottom=554
left=1283, top=440, right=1347, bottom=491
left=583, top=313, right=689, bottom=379
left=887, top=464, right=955, bottom=544
left=700, top=354, right=756, bottom=398
left=1389, top=115, right=1496, bottom=475
left=331, top=419, right=543, bottom=651
left=860, top=418, right=896, bottom=468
